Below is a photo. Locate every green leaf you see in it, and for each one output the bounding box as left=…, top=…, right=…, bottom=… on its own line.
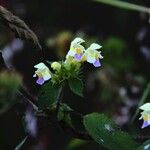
left=57, top=103, right=86, bottom=133
left=14, top=136, right=28, bottom=150
left=38, top=82, right=60, bottom=109
left=136, top=140, right=150, bottom=150
left=68, top=78, right=83, bottom=97
left=57, top=103, right=73, bottom=123
left=83, top=113, right=138, bottom=150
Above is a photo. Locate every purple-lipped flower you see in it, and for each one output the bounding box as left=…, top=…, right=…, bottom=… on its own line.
left=66, top=37, right=85, bottom=61
left=33, top=62, right=51, bottom=85
left=139, top=103, right=150, bottom=129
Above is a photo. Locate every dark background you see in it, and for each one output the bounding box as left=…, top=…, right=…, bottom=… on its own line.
left=0, top=0, right=150, bottom=149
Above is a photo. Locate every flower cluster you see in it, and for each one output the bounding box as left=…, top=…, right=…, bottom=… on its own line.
left=66, top=37, right=103, bottom=67
left=139, top=103, right=150, bottom=128
left=33, top=37, right=103, bottom=85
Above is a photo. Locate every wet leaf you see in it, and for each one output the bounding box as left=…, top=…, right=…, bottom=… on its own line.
left=83, top=113, right=138, bottom=150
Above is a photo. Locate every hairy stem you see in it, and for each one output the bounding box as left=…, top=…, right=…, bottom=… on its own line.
left=56, top=84, right=63, bottom=114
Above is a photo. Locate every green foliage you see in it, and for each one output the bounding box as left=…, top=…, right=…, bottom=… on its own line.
left=51, top=61, right=81, bottom=85
left=57, top=103, right=86, bottom=132
left=136, top=140, right=150, bottom=150
left=68, top=78, right=83, bottom=97
left=38, top=82, right=60, bottom=109
left=0, top=72, right=21, bottom=114
left=103, top=37, right=134, bottom=72
left=83, top=113, right=138, bottom=150
left=57, top=103, right=73, bottom=127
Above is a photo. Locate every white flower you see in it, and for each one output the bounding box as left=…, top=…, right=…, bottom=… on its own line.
left=66, top=37, right=85, bottom=61
left=84, top=43, right=103, bottom=67
left=139, top=103, right=150, bottom=128
left=33, top=62, right=51, bottom=85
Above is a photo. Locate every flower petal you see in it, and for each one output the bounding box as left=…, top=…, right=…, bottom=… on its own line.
left=74, top=54, right=82, bottom=61
left=36, top=78, right=45, bottom=85
left=33, top=74, right=36, bottom=77
left=140, top=103, right=150, bottom=111
left=141, top=121, right=150, bottom=128
left=93, top=59, right=101, bottom=67
left=67, top=50, right=76, bottom=56
left=43, top=72, right=51, bottom=81
left=87, top=55, right=96, bottom=63
left=34, top=62, right=46, bottom=69
left=72, top=37, right=85, bottom=44
left=89, top=43, right=102, bottom=50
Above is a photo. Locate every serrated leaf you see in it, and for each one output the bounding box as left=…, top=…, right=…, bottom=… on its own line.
left=57, top=104, right=87, bottom=133
left=83, top=113, right=138, bottom=150
left=68, top=78, right=83, bottom=97
left=136, top=140, right=150, bottom=150
left=38, top=82, right=60, bottom=109
left=57, top=103, right=73, bottom=128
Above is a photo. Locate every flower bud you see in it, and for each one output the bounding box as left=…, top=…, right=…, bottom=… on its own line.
left=51, top=62, right=61, bottom=71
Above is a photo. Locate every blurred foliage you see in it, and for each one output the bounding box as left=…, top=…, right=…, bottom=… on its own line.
left=0, top=71, right=21, bottom=114
left=103, top=36, right=134, bottom=72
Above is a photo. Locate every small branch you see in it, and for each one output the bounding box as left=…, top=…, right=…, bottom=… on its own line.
left=56, top=84, right=63, bottom=114
left=93, top=0, right=150, bottom=14
left=18, top=87, right=38, bottom=111
left=0, top=5, right=42, bottom=49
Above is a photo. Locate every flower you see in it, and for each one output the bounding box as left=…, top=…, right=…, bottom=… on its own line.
left=51, top=62, right=61, bottom=71
left=84, top=43, right=103, bottom=67
left=33, top=62, right=51, bottom=85
left=139, top=103, right=150, bottom=128
left=66, top=37, right=85, bottom=61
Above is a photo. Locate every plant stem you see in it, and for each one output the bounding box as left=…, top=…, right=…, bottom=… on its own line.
left=93, top=0, right=150, bottom=14
left=18, top=87, right=38, bottom=111
left=56, top=84, right=63, bottom=114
